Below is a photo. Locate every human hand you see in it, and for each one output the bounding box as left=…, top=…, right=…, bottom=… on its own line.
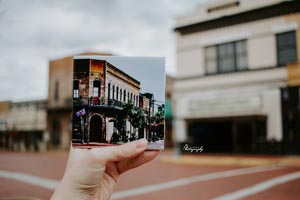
left=51, top=139, right=159, bottom=200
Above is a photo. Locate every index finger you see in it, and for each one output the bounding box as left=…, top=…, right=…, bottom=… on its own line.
left=90, top=139, right=148, bottom=164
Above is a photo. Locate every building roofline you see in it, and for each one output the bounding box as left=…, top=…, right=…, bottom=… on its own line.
left=74, top=57, right=141, bottom=89
left=174, top=1, right=300, bottom=35
left=175, top=65, right=285, bottom=81
left=11, top=99, right=47, bottom=105
left=49, top=51, right=113, bottom=62
left=106, top=61, right=141, bottom=86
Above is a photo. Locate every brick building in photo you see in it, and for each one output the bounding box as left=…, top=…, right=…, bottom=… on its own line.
left=72, top=58, right=142, bottom=144
left=48, top=53, right=167, bottom=150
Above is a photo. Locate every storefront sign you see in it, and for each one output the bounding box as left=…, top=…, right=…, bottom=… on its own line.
left=189, top=94, right=261, bottom=116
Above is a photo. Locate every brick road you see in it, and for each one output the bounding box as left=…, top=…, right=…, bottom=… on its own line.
left=0, top=150, right=299, bottom=200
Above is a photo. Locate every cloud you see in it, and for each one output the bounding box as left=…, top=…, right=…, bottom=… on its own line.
left=0, top=0, right=212, bottom=101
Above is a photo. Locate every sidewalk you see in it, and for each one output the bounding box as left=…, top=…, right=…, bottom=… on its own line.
left=159, top=149, right=300, bottom=167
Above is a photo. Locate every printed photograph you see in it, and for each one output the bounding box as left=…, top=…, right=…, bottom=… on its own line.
left=72, top=56, right=165, bottom=150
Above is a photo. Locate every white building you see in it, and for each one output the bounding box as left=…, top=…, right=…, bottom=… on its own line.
left=174, top=0, right=300, bottom=154
left=0, top=100, right=47, bottom=151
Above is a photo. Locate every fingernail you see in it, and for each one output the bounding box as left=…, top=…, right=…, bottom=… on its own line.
left=136, top=138, right=147, bottom=149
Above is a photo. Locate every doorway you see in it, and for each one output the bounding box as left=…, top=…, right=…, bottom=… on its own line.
left=89, top=114, right=104, bottom=142
left=187, top=116, right=267, bottom=154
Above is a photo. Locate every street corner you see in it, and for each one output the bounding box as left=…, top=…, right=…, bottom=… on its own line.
left=159, top=153, right=282, bottom=167
left=278, top=156, right=300, bottom=167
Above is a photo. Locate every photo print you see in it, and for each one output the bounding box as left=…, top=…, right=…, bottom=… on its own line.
left=72, top=56, right=165, bottom=150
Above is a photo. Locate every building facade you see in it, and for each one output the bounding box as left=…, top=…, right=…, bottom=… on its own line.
left=0, top=100, right=47, bottom=151
left=174, top=0, right=300, bottom=154
left=48, top=52, right=112, bottom=149
left=165, top=75, right=174, bottom=147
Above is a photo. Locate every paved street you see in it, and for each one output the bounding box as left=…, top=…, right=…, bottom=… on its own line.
left=0, top=150, right=300, bottom=200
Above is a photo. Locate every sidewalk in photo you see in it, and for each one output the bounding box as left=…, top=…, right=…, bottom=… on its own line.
left=159, top=149, right=300, bottom=167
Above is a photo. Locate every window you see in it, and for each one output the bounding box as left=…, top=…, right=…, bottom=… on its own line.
left=112, top=85, right=115, bottom=100
left=120, top=89, right=122, bottom=101
left=205, top=40, right=247, bottom=74
left=108, top=83, right=111, bottom=99
left=235, top=40, right=247, bottom=70
left=277, top=31, right=297, bottom=66
left=205, top=46, right=217, bottom=74
left=54, top=81, right=59, bottom=101
left=52, top=119, right=60, bottom=146
left=218, top=42, right=235, bottom=73
left=124, top=90, right=126, bottom=102
left=116, top=86, right=119, bottom=100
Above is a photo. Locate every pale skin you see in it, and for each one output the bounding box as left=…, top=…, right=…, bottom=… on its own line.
left=51, top=139, right=160, bottom=200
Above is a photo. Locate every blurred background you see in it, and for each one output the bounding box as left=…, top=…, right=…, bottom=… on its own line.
left=1, top=0, right=300, bottom=199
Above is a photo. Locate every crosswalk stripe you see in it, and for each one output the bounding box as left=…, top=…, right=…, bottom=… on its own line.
left=212, top=171, right=300, bottom=200
left=0, top=170, right=59, bottom=190
left=111, top=165, right=284, bottom=199
left=0, top=165, right=286, bottom=199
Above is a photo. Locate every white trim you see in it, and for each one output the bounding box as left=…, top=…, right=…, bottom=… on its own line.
left=272, top=23, right=298, bottom=34
left=199, top=32, right=251, bottom=47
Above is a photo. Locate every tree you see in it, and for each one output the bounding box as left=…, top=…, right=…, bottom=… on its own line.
left=113, top=100, right=147, bottom=142
left=153, top=105, right=165, bottom=141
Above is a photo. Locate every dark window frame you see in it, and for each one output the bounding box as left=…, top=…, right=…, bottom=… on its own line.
left=276, top=31, right=297, bottom=66
left=116, top=86, right=119, bottom=100
left=108, top=83, right=111, bottom=99
left=120, top=89, right=122, bottom=101
left=54, top=80, right=59, bottom=101
left=123, top=90, right=126, bottom=102
left=205, top=40, right=248, bottom=75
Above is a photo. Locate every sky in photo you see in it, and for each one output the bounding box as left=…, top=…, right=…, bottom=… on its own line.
left=0, top=0, right=212, bottom=101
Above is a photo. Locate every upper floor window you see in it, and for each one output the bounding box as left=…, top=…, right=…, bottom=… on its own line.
left=120, top=89, right=123, bottom=102
left=123, top=90, right=126, bottom=102
left=276, top=31, right=297, bottom=66
left=205, top=40, right=247, bottom=74
left=116, top=86, right=119, bottom=100
left=54, top=80, right=59, bottom=101
left=108, top=83, right=111, bottom=99
left=205, top=46, right=217, bottom=74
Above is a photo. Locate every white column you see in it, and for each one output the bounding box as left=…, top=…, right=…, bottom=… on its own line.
left=106, top=118, right=114, bottom=142
left=174, top=118, right=187, bottom=143
left=263, top=88, right=282, bottom=141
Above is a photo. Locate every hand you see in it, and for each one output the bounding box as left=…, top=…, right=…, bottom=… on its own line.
left=51, top=139, right=160, bottom=200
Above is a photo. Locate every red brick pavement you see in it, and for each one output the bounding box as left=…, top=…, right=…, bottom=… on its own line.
left=117, top=167, right=300, bottom=200
left=243, top=179, right=300, bottom=200
left=0, top=178, right=52, bottom=200
left=1, top=150, right=300, bottom=200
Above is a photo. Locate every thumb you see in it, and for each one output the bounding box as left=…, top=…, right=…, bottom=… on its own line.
left=90, top=139, right=148, bottom=164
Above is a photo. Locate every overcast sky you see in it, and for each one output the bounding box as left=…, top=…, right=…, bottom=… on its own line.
left=0, top=0, right=212, bottom=101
